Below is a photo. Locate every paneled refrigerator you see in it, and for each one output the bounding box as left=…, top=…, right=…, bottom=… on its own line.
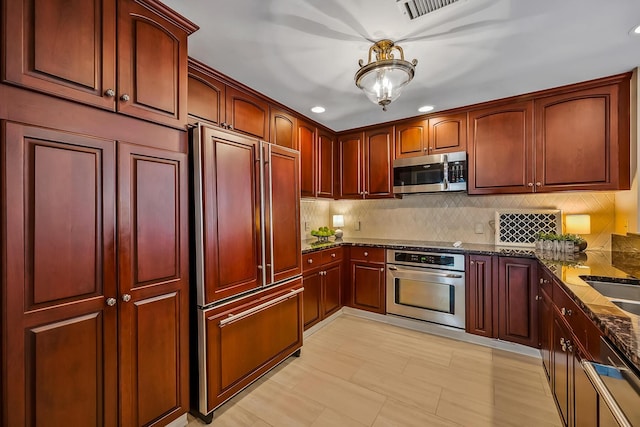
left=190, top=124, right=303, bottom=421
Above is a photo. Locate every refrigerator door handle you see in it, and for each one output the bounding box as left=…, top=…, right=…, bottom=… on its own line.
left=258, top=142, right=267, bottom=287
left=219, top=287, right=304, bottom=327
left=267, top=143, right=275, bottom=285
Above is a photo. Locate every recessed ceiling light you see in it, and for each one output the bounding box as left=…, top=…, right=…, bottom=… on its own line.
left=418, top=105, right=434, bottom=113
left=311, top=106, right=325, bottom=113
left=630, top=24, right=640, bottom=35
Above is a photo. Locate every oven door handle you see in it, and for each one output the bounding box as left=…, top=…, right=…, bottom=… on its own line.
left=388, top=265, right=462, bottom=279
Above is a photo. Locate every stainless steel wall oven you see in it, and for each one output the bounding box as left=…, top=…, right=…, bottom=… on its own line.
left=386, top=249, right=465, bottom=328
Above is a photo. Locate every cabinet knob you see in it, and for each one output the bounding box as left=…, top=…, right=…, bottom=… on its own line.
left=561, top=307, right=572, bottom=316
left=104, top=89, right=115, bottom=98
left=122, top=294, right=132, bottom=302
left=535, top=182, right=542, bottom=187
left=307, top=259, right=313, bottom=264
left=120, top=94, right=130, bottom=102
left=423, top=148, right=428, bottom=152
left=380, top=268, right=384, bottom=272
left=331, top=253, right=336, bottom=258
left=527, top=182, right=534, bottom=187
left=364, top=252, right=368, bottom=257
left=228, top=124, right=234, bottom=130
left=470, top=260, right=475, bottom=265
left=106, top=297, right=117, bottom=307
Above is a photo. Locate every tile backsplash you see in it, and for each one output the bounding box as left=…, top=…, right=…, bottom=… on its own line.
left=302, top=192, right=617, bottom=250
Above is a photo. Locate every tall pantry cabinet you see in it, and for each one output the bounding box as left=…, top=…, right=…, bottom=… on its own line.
left=1, top=0, right=198, bottom=426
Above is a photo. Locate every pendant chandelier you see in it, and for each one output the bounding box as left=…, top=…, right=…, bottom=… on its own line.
left=354, top=39, right=418, bottom=111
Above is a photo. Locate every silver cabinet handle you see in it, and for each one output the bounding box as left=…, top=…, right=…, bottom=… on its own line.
left=364, top=252, right=368, bottom=257
left=106, top=297, right=117, bottom=306
left=307, top=259, right=313, bottom=264
left=120, top=94, right=130, bottom=102
left=561, top=307, right=572, bottom=316
left=470, top=260, right=475, bottom=265
left=582, top=361, right=633, bottom=427
left=540, top=278, right=544, bottom=284
left=535, top=182, right=542, bottom=187
left=122, top=294, right=131, bottom=302
left=380, top=268, right=384, bottom=272
left=331, top=253, right=336, bottom=258
left=527, top=182, right=534, bottom=187
left=219, top=288, right=304, bottom=327
left=104, top=89, right=115, bottom=98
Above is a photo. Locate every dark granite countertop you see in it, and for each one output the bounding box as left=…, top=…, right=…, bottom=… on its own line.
left=302, top=238, right=640, bottom=371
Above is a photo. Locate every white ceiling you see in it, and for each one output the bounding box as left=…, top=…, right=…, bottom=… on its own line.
left=163, top=0, right=640, bottom=132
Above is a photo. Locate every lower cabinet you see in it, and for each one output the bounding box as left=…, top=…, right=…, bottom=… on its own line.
left=466, top=255, right=538, bottom=347
left=349, top=247, right=386, bottom=314
left=201, top=279, right=303, bottom=415
left=302, top=247, right=343, bottom=330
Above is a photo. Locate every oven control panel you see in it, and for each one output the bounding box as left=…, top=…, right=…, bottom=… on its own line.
left=387, top=250, right=465, bottom=271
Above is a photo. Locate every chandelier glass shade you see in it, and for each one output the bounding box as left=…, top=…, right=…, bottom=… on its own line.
left=354, top=40, right=417, bottom=111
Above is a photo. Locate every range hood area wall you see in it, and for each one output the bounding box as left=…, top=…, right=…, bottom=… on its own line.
left=301, top=192, right=616, bottom=249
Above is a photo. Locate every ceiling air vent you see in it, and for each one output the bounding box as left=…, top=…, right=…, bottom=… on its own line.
left=396, top=0, right=460, bottom=20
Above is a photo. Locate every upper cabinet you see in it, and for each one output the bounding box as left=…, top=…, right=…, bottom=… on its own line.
left=469, top=75, right=630, bottom=194
left=395, top=113, right=467, bottom=159
left=188, top=59, right=269, bottom=139
left=270, top=107, right=297, bottom=149
left=299, top=121, right=336, bottom=198
left=338, top=126, right=394, bottom=199
left=3, top=0, right=197, bottom=129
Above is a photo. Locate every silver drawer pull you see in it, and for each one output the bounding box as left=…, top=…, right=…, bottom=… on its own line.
left=219, top=288, right=304, bottom=327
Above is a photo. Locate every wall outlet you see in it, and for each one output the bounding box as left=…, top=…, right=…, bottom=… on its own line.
left=304, top=221, right=310, bottom=231
left=475, top=223, right=484, bottom=234
left=354, top=220, right=361, bottom=231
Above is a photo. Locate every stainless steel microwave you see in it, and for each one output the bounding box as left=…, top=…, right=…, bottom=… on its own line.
left=393, top=151, right=467, bottom=195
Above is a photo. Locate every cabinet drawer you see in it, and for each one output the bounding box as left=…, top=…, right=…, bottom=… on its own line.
left=350, top=246, right=385, bottom=263
left=303, top=251, right=324, bottom=271
left=553, top=280, right=585, bottom=338
left=322, top=247, right=344, bottom=264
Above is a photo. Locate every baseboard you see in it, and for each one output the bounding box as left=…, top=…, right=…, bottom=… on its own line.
left=303, top=308, right=344, bottom=339
left=165, top=413, right=188, bottom=427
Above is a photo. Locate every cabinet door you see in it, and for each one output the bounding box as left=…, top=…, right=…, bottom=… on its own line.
left=303, top=270, right=322, bottom=329
left=266, top=144, right=302, bottom=284
left=298, top=120, right=316, bottom=197
left=468, top=101, right=534, bottom=194
left=395, top=120, right=427, bottom=158
left=364, top=126, right=394, bottom=198
left=552, top=313, right=572, bottom=427
left=323, top=263, right=342, bottom=317
left=203, top=281, right=303, bottom=413
left=199, top=127, right=262, bottom=303
left=117, top=0, right=191, bottom=128
left=351, top=262, right=386, bottom=314
left=338, top=132, right=364, bottom=198
left=535, top=85, right=624, bottom=192
left=117, top=143, right=189, bottom=427
left=466, top=255, right=494, bottom=338
left=317, top=130, right=336, bottom=198
left=270, top=108, right=297, bottom=149
left=188, top=67, right=226, bottom=126
left=497, top=257, right=538, bottom=347
left=225, top=86, right=269, bottom=139
left=429, top=112, right=467, bottom=154
left=2, top=123, right=117, bottom=427
left=3, top=0, right=117, bottom=110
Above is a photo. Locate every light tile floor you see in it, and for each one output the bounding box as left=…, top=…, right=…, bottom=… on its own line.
left=187, top=315, right=561, bottom=426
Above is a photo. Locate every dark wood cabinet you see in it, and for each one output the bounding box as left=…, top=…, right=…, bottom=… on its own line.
left=534, top=82, right=630, bottom=192
left=469, top=75, right=630, bottom=194
left=349, top=247, right=386, bottom=314
left=298, top=121, right=335, bottom=199
left=468, top=101, right=535, bottom=194
left=395, top=114, right=466, bottom=159
left=202, top=280, right=303, bottom=414
left=497, top=257, right=538, bottom=347
left=1, top=122, right=189, bottom=427
left=3, top=0, right=196, bottom=128
left=270, top=107, right=297, bottom=149
left=302, top=247, right=343, bottom=329
left=317, top=129, right=336, bottom=198
left=187, top=60, right=269, bottom=139
left=539, top=282, right=553, bottom=379
left=395, top=119, right=428, bottom=158
left=465, top=254, right=495, bottom=338
left=338, top=127, right=394, bottom=199
left=428, top=112, right=467, bottom=154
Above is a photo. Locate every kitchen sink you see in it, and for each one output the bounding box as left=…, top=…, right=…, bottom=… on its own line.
left=610, top=300, right=640, bottom=316
left=580, top=277, right=640, bottom=302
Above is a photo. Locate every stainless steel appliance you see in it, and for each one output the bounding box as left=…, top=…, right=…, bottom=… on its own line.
left=191, top=124, right=303, bottom=420
left=393, top=151, right=467, bottom=195
left=582, top=337, right=640, bottom=427
left=386, top=249, right=465, bottom=328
